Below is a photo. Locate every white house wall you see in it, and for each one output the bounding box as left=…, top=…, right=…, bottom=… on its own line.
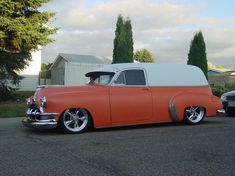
left=18, top=75, right=38, bottom=91
left=65, top=63, right=108, bottom=85
left=51, top=59, right=65, bottom=85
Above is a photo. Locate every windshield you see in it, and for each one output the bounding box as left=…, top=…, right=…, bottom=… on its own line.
left=87, top=72, right=115, bottom=85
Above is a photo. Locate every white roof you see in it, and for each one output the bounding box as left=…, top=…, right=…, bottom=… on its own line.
left=50, top=53, right=112, bottom=70
left=88, top=63, right=208, bottom=86
left=59, top=53, right=111, bottom=64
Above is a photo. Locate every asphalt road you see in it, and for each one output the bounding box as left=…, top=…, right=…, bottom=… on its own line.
left=0, top=116, right=235, bottom=176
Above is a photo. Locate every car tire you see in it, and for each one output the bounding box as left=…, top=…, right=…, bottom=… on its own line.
left=59, top=108, right=90, bottom=134
left=184, top=106, right=205, bottom=124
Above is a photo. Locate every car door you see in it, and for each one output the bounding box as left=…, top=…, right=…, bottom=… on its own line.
left=110, top=69, right=152, bottom=123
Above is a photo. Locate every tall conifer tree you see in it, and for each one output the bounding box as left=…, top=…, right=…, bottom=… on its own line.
left=124, top=17, right=134, bottom=63
left=113, top=15, right=134, bottom=63
left=113, top=14, right=124, bottom=63
left=187, top=31, right=208, bottom=79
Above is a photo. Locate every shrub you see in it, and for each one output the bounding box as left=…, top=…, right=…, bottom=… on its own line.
left=0, top=90, right=34, bottom=102
left=0, top=86, right=15, bottom=101
left=211, top=83, right=235, bottom=97
left=14, top=91, right=35, bottom=101
left=211, top=85, right=225, bottom=97
left=225, top=83, right=235, bottom=92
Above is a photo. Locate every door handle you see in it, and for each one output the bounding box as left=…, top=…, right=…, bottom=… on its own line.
left=142, top=87, right=150, bottom=91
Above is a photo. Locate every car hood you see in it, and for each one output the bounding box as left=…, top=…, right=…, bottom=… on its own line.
left=223, top=90, right=235, bottom=97
left=33, top=85, right=107, bottom=101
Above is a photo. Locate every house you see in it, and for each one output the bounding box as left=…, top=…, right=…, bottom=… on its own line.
left=49, top=53, right=112, bottom=85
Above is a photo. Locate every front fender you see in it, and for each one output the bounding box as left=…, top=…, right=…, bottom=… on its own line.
left=43, top=90, right=111, bottom=127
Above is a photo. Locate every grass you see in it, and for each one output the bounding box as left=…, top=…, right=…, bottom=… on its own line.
left=0, top=101, right=27, bottom=118
left=0, top=91, right=34, bottom=118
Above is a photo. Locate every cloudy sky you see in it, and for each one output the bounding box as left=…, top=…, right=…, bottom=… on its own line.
left=41, top=0, right=235, bottom=68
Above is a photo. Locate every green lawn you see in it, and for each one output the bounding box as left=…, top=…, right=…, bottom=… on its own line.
left=0, top=91, right=34, bottom=118
left=0, top=101, right=27, bottom=118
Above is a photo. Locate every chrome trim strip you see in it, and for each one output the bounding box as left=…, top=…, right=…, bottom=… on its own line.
left=217, top=109, right=225, bottom=114
left=26, top=110, right=59, bottom=117
left=169, top=103, right=180, bottom=122
left=41, top=112, right=59, bottom=116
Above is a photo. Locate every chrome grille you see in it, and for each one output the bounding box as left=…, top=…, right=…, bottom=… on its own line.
left=227, top=96, right=235, bottom=100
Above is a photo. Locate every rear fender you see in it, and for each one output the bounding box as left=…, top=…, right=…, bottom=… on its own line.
left=169, top=92, right=215, bottom=121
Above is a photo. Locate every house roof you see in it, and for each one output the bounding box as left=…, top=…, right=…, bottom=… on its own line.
left=50, top=53, right=112, bottom=69
left=208, top=69, right=235, bottom=76
left=208, top=68, right=223, bottom=74
left=60, top=53, right=112, bottom=64
left=224, top=70, right=235, bottom=76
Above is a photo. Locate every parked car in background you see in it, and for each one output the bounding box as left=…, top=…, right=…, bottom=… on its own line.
left=22, top=63, right=223, bottom=133
left=221, top=90, right=235, bottom=116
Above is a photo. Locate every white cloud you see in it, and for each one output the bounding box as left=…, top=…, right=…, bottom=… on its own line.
left=42, top=0, right=235, bottom=67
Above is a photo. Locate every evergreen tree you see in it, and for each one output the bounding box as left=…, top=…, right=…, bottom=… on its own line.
left=134, top=49, right=154, bottom=63
left=112, top=15, right=134, bottom=63
left=113, top=14, right=124, bottom=64
left=187, top=31, right=208, bottom=79
left=0, top=0, right=57, bottom=100
left=124, top=17, right=134, bottom=63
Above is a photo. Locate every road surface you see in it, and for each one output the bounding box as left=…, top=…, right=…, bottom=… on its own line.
left=0, top=116, right=235, bottom=176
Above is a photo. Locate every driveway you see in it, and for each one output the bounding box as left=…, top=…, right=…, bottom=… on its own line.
left=0, top=116, right=235, bottom=176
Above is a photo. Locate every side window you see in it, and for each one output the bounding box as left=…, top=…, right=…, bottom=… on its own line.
left=115, top=72, right=125, bottom=85
left=114, top=69, right=146, bottom=86
left=125, top=70, right=146, bottom=85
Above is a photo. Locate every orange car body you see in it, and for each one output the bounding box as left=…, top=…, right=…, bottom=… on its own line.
left=23, top=63, right=223, bottom=132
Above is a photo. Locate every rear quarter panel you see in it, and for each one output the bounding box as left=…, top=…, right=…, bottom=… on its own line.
left=171, top=91, right=222, bottom=120
left=151, top=86, right=222, bottom=122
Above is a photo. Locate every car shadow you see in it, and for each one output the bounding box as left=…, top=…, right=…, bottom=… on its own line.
left=22, top=127, right=65, bottom=135
left=88, top=121, right=183, bottom=133
left=21, top=117, right=229, bottom=135
left=89, top=118, right=228, bottom=133
left=22, top=122, right=183, bottom=135
left=200, top=119, right=225, bottom=125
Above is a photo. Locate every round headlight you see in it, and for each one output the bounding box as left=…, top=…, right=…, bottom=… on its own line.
left=26, top=98, right=31, bottom=106
left=40, top=96, right=47, bottom=108
left=221, top=94, right=226, bottom=101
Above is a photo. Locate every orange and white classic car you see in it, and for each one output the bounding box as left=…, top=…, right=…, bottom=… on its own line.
left=22, top=63, right=223, bottom=133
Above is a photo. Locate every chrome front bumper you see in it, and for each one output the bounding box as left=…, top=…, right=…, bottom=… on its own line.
left=22, top=118, right=58, bottom=129
left=217, top=109, right=226, bottom=116
left=22, top=109, right=59, bottom=129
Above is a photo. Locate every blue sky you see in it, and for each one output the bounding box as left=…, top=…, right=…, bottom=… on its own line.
left=42, top=0, right=235, bottom=67
left=82, top=0, right=235, bottom=18
left=196, top=0, right=235, bottom=18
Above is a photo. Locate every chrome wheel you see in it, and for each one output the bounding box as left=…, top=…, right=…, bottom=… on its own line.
left=184, top=106, right=205, bottom=124
left=61, top=108, right=90, bottom=133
